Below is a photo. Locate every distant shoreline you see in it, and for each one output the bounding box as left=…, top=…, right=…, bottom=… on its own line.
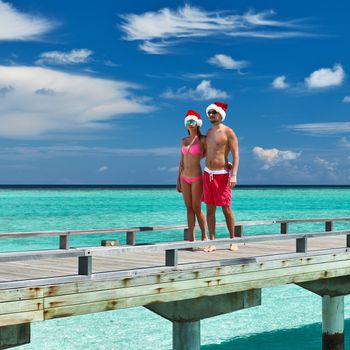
left=0, top=184, right=349, bottom=189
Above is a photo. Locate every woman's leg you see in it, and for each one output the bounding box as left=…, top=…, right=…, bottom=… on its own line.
left=181, top=179, right=195, bottom=241
left=191, top=179, right=208, bottom=241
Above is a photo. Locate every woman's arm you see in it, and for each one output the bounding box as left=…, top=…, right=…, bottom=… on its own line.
left=176, top=141, right=184, bottom=192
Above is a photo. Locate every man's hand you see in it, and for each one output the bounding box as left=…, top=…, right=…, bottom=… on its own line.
left=225, top=162, right=233, bottom=171
left=229, top=175, right=236, bottom=188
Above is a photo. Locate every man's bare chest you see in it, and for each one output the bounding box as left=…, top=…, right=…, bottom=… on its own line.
left=207, top=131, right=227, bottom=149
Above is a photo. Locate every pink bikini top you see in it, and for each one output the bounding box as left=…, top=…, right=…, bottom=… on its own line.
left=181, top=139, right=202, bottom=155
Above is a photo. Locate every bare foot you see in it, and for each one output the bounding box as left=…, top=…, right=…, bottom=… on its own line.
left=204, top=245, right=217, bottom=252
left=229, top=244, right=238, bottom=251
left=197, top=236, right=209, bottom=251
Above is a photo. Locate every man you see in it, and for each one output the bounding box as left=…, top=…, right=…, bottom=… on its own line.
left=203, top=101, right=239, bottom=252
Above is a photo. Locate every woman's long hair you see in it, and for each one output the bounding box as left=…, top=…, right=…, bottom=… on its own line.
left=187, top=126, right=203, bottom=138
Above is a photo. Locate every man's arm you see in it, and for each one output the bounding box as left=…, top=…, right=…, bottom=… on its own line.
left=227, top=129, right=239, bottom=188
left=201, top=135, right=206, bottom=158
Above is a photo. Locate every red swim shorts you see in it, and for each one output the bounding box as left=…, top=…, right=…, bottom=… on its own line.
left=202, top=170, right=232, bottom=206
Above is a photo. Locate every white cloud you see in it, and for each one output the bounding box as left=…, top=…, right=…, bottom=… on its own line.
left=287, top=122, right=350, bottom=135
left=0, top=0, right=55, bottom=41
left=0, top=65, right=154, bottom=139
left=253, top=146, right=300, bottom=169
left=342, top=96, right=350, bottom=103
left=272, top=75, right=289, bottom=89
left=120, top=5, right=312, bottom=54
left=227, top=31, right=314, bottom=39
left=314, top=157, right=337, bottom=172
left=183, top=73, right=217, bottom=79
left=305, top=64, right=345, bottom=89
left=0, top=146, right=179, bottom=160
left=162, top=80, right=229, bottom=100
left=339, top=137, right=350, bottom=148
left=139, top=41, right=170, bottom=55
left=98, top=166, right=109, bottom=172
left=208, top=54, right=248, bottom=70
left=157, top=166, right=179, bottom=172
left=36, top=49, right=93, bottom=65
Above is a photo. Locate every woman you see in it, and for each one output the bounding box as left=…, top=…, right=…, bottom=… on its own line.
left=176, top=110, right=208, bottom=243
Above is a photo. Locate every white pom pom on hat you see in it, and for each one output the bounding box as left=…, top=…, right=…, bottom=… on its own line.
left=184, top=109, right=203, bottom=127
left=206, top=102, right=229, bottom=121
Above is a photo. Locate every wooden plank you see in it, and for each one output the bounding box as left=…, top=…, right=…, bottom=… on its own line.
left=0, top=249, right=86, bottom=262
left=0, top=247, right=348, bottom=292
left=83, top=230, right=350, bottom=255
left=39, top=250, right=350, bottom=297
left=0, top=311, right=43, bottom=326
left=0, top=298, right=43, bottom=314
left=0, top=288, right=43, bottom=302
left=44, top=265, right=350, bottom=320
left=281, top=222, right=288, bottom=234
left=0, top=217, right=349, bottom=240
left=43, top=259, right=350, bottom=309
left=0, top=227, right=140, bottom=238
left=59, top=234, right=70, bottom=249
left=126, top=231, right=136, bottom=245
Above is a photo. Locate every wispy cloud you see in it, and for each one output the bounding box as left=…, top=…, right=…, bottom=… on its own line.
left=183, top=73, right=217, bottom=80
left=287, top=122, right=350, bottom=135
left=338, top=137, right=350, bottom=148
left=342, top=96, right=350, bottom=103
left=0, top=146, right=179, bottom=160
left=0, top=85, right=14, bottom=95
left=208, top=54, right=248, bottom=70
left=0, top=65, right=154, bottom=139
left=272, top=75, right=289, bottom=89
left=305, top=64, right=345, bottom=89
left=253, top=146, right=300, bottom=169
left=120, top=5, right=312, bottom=54
left=162, top=80, right=229, bottom=100
left=98, top=166, right=109, bottom=172
left=0, top=0, right=56, bottom=41
left=36, top=49, right=93, bottom=65
left=157, top=166, right=178, bottom=172
left=314, top=157, right=337, bottom=172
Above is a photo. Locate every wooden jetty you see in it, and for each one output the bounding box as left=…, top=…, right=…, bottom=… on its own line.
left=1, top=217, right=350, bottom=350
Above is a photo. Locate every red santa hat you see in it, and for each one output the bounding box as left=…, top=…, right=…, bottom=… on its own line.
left=206, top=102, right=228, bottom=121
left=184, top=109, right=203, bottom=127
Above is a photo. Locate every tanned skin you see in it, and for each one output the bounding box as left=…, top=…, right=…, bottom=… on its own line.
left=204, top=110, right=239, bottom=252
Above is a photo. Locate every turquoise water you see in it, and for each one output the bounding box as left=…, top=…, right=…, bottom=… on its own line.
left=0, top=186, right=349, bottom=349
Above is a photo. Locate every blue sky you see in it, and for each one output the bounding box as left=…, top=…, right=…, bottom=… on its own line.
left=0, top=0, right=349, bottom=185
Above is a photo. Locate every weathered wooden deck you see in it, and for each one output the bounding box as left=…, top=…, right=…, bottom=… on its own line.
left=1, top=217, right=350, bottom=349
left=0, top=235, right=347, bottom=283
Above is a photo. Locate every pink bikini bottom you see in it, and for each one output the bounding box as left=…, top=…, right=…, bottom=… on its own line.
left=180, top=174, right=203, bottom=185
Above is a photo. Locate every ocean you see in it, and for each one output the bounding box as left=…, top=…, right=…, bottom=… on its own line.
left=1, top=186, right=349, bottom=349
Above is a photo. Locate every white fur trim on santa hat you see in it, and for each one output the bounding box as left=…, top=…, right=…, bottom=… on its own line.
left=206, top=104, right=226, bottom=121
left=184, top=115, right=203, bottom=127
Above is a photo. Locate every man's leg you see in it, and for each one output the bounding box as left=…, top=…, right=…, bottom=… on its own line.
left=205, top=204, right=217, bottom=252
left=222, top=206, right=238, bottom=251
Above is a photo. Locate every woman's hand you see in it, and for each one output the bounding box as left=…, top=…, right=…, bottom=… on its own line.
left=176, top=182, right=182, bottom=192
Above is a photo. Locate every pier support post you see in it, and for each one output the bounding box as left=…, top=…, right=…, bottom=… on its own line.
left=146, top=289, right=261, bottom=350
left=173, top=321, right=200, bottom=350
left=0, top=324, right=30, bottom=349
left=297, top=276, right=350, bottom=350
left=322, top=295, right=344, bottom=350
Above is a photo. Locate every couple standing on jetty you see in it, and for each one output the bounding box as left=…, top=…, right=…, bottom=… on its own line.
left=176, top=102, right=239, bottom=252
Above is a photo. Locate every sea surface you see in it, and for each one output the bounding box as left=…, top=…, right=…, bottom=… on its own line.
left=1, top=186, right=350, bottom=350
